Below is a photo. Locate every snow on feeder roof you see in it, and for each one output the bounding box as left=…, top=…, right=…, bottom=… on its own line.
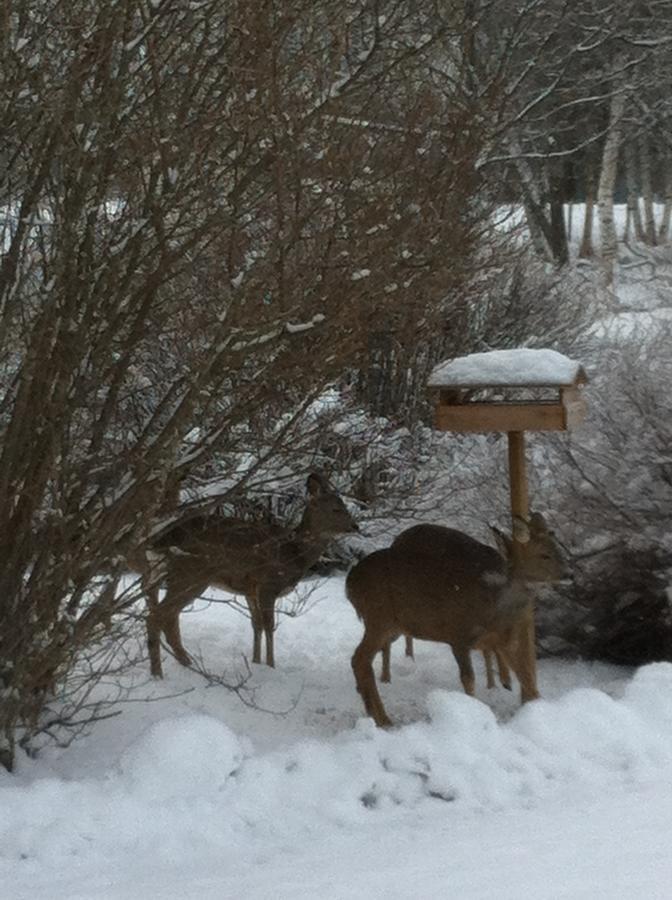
left=428, top=349, right=587, bottom=389
left=428, top=348, right=588, bottom=433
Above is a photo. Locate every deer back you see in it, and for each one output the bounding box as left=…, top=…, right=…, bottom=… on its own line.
left=150, top=472, right=357, bottom=596
left=393, top=524, right=504, bottom=574
left=394, top=515, right=564, bottom=587
left=347, top=515, right=564, bottom=647
left=154, top=516, right=311, bottom=595
left=348, top=534, right=508, bottom=645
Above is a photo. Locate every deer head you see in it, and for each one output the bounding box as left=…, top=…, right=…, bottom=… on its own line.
left=301, top=472, right=359, bottom=537
left=491, top=512, right=566, bottom=583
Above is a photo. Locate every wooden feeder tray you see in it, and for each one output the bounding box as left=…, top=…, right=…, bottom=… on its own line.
left=428, top=349, right=588, bottom=433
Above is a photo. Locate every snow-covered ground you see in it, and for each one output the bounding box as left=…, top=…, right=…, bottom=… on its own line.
left=3, top=206, right=672, bottom=899
left=3, top=577, right=672, bottom=900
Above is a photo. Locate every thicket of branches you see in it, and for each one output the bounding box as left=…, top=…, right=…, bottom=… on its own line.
left=0, top=1, right=497, bottom=770
left=2, top=0, right=672, bottom=771
left=541, top=324, right=672, bottom=664
left=464, top=0, right=672, bottom=275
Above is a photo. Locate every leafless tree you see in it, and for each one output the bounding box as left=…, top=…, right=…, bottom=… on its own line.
left=0, top=1, right=492, bottom=770
left=458, top=1, right=672, bottom=268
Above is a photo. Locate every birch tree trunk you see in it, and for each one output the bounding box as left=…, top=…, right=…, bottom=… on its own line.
left=624, top=139, right=644, bottom=242
left=598, top=85, right=627, bottom=287
left=579, top=164, right=596, bottom=258
left=658, top=148, right=671, bottom=243
left=522, top=195, right=553, bottom=260
left=509, top=138, right=554, bottom=261
left=548, top=160, right=569, bottom=266
left=639, top=135, right=657, bottom=246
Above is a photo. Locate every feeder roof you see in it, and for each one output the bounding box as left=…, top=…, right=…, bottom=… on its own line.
left=428, top=348, right=587, bottom=389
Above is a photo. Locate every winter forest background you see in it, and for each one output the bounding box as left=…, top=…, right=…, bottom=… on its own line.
left=1, top=3, right=672, bottom=895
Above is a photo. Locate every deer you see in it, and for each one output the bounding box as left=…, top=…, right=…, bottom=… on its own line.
left=346, top=512, right=565, bottom=727
left=139, top=472, right=358, bottom=678
left=379, top=527, right=513, bottom=690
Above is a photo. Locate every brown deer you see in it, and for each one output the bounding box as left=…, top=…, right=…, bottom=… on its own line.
left=347, top=513, right=565, bottom=726
left=142, top=472, right=358, bottom=678
left=380, top=526, right=513, bottom=690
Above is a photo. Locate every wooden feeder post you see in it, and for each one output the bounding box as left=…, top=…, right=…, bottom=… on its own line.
left=507, top=431, right=529, bottom=528
left=507, top=427, right=535, bottom=683
left=428, top=349, right=589, bottom=687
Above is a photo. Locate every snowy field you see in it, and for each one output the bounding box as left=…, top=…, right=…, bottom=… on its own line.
left=3, top=206, right=672, bottom=899
left=3, top=577, right=672, bottom=900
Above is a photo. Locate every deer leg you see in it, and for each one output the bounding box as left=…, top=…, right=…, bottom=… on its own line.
left=483, top=649, right=496, bottom=689
left=155, top=575, right=203, bottom=670
left=498, top=629, right=539, bottom=705
left=145, top=580, right=164, bottom=679
left=496, top=648, right=513, bottom=691
left=381, top=634, right=412, bottom=682
left=494, top=644, right=517, bottom=693
left=352, top=631, right=396, bottom=727
left=380, top=641, right=391, bottom=683
left=245, top=590, right=263, bottom=665
left=451, top=644, right=476, bottom=696
left=258, top=590, right=277, bottom=668
left=161, top=609, right=192, bottom=668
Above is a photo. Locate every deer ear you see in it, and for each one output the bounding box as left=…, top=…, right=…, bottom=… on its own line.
left=306, top=472, right=328, bottom=496
left=490, top=525, right=511, bottom=558
left=529, top=511, right=547, bottom=533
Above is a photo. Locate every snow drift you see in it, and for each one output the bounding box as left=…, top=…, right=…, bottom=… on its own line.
left=3, top=664, right=672, bottom=875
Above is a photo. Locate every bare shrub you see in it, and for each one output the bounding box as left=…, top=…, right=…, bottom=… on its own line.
left=531, top=321, right=672, bottom=661
left=0, top=2, right=490, bottom=769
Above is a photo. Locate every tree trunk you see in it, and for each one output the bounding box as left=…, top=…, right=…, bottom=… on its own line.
left=548, top=161, right=569, bottom=266
left=624, top=139, right=644, bottom=242
left=0, top=718, right=16, bottom=772
left=658, top=149, right=671, bottom=242
left=579, top=164, right=596, bottom=258
left=597, top=86, right=627, bottom=286
left=522, top=196, right=553, bottom=260
left=509, top=138, right=554, bottom=261
left=639, top=134, right=657, bottom=245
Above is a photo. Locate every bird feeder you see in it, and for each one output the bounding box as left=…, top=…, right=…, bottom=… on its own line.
left=428, top=348, right=588, bottom=681
left=429, top=348, right=588, bottom=435
left=428, top=348, right=588, bottom=524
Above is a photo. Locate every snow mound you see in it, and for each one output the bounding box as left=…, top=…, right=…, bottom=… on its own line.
left=2, top=665, right=672, bottom=876
left=119, top=714, right=247, bottom=801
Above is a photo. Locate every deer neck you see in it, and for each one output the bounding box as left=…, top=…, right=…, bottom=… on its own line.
left=505, top=560, right=533, bottom=590
left=292, top=512, right=332, bottom=566
left=506, top=540, right=532, bottom=582
left=497, top=564, right=530, bottom=620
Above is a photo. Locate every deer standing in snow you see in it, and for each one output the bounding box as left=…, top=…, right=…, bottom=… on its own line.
left=380, top=526, right=513, bottom=689
left=347, top=513, right=565, bottom=726
left=140, top=473, right=358, bottom=677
